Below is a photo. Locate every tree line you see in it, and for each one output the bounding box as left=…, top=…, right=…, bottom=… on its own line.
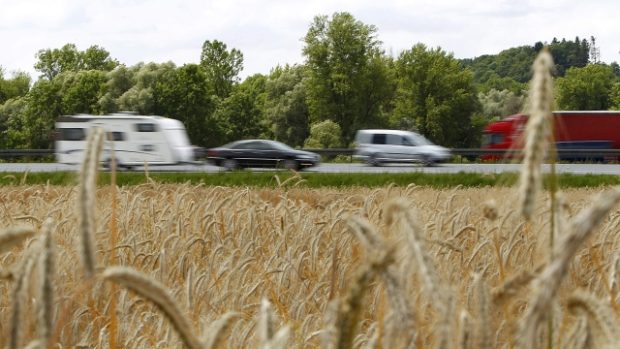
left=1, top=12, right=619, bottom=150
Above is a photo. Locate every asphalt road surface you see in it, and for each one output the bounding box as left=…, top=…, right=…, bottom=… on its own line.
left=4, top=162, right=620, bottom=174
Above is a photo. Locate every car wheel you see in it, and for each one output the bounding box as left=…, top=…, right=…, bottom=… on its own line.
left=283, top=159, right=299, bottom=171
left=222, top=158, right=238, bottom=171
left=367, top=154, right=381, bottom=167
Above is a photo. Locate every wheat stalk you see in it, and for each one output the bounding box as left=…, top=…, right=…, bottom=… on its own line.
left=38, top=218, right=55, bottom=347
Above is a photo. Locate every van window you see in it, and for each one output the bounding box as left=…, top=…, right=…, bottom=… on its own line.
left=371, top=134, right=387, bottom=144
left=59, top=128, right=86, bottom=141
left=107, top=132, right=126, bottom=141
left=386, top=134, right=402, bottom=145
left=135, top=123, right=157, bottom=132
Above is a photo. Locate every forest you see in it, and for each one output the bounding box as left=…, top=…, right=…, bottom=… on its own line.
left=1, top=12, right=619, bottom=150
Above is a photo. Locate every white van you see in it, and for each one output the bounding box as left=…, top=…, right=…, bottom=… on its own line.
left=353, top=129, right=451, bottom=166
left=55, top=113, right=196, bottom=168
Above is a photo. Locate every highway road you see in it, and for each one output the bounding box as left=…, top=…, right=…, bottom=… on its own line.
left=4, top=162, right=620, bottom=174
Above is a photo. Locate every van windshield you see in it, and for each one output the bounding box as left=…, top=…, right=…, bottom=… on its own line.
left=409, top=133, right=432, bottom=146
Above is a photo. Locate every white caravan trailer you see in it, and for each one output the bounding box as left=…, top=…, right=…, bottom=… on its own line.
left=55, top=113, right=195, bottom=168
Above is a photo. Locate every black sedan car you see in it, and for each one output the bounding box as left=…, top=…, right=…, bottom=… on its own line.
left=206, top=140, right=321, bottom=171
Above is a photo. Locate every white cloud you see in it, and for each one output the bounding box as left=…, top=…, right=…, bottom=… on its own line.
left=0, top=0, right=618, bottom=79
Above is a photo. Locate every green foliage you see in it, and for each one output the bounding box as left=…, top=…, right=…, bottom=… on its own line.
left=171, top=64, right=221, bottom=146
left=393, top=44, right=479, bottom=147
left=303, top=12, right=393, bottom=145
left=263, top=65, right=310, bottom=147
left=211, top=74, right=267, bottom=145
left=478, top=89, right=524, bottom=121
left=304, top=119, right=342, bottom=148
left=0, top=71, right=31, bottom=104
left=34, top=43, right=118, bottom=80
left=461, top=37, right=591, bottom=89
left=116, top=62, right=177, bottom=114
left=200, top=40, right=244, bottom=98
left=98, top=66, right=136, bottom=113
left=610, top=83, right=620, bottom=109
left=58, top=70, right=108, bottom=114
left=555, top=64, right=616, bottom=110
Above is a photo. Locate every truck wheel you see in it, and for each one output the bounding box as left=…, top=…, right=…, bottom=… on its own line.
left=222, top=158, right=238, bottom=171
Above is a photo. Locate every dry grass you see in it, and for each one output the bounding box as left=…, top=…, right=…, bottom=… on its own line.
left=1, top=182, right=620, bottom=348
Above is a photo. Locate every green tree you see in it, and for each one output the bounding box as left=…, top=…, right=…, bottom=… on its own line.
left=393, top=44, right=479, bottom=147
left=81, top=45, right=120, bottom=71
left=35, top=43, right=118, bottom=80
left=212, top=74, right=267, bottom=145
left=0, top=70, right=31, bottom=104
left=200, top=40, right=244, bottom=99
left=478, top=88, right=524, bottom=121
left=117, top=62, right=177, bottom=114
left=98, top=65, right=136, bottom=113
left=160, top=64, right=216, bottom=146
left=59, top=70, right=108, bottom=114
left=0, top=97, right=28, bottom=148
left=15, top=79, right=63, bottom=149
left=556, top=64, right=615, bottom=110
left=303, top=12, right=393, bottom=145
left=263, top=65, right=310, bottom=147
left=303, top=119, right=342, bottom=148
left=608, top=82, right=620, bottom=109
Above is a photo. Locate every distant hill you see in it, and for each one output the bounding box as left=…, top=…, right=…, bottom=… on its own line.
left=459, top=37, right=591, bottom=91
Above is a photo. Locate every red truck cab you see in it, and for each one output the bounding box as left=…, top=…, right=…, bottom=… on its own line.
left=481, top=113, right=527, bottom=160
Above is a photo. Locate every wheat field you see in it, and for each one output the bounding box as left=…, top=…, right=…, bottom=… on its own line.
left=1, top=179, right=619, bottom=348
left=3, top=50, right=620, bottom=349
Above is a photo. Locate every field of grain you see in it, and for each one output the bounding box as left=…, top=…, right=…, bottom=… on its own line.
left=2, top=50, right=619, bottom=349
left=1, top=178, right=620, bottom=348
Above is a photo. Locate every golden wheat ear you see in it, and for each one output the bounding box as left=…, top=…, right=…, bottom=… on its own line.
left=77, top=127, right=105, bottom=278
left=102, top=266, right=203, bottom=349
left=518, top=49, right=554, bottom=220
left=0, top=227, right=36, bottom=254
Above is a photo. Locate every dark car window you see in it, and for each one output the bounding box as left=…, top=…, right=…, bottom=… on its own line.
left=230, top=141, right=256, bottom=149
left=255, top=142, right=277, bottom=150
left=371, top=134, right=387, bottom=144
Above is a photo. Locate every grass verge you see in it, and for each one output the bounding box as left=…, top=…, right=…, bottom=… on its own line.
left=1, top=171, right=620, bottom=188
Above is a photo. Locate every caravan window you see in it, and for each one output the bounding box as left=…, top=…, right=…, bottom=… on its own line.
left=107, top=132, right=126, bottom=141
left=59, top=128, right=86, bottom=141
left=135, top=123, right=158, bottom=132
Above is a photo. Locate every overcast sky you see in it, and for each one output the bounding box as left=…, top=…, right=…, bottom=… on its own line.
left=1, top=0, right=618, bottom=80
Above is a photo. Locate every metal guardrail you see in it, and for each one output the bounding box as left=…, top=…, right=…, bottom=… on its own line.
left=307, top=148, right=620, bottom=162
left=0, top=149, right=54, bottom=158
left=3, top=148, right=620, bottom=160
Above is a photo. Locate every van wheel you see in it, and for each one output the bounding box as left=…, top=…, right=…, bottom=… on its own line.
left=421, top=155, right=435, bottom=167
left=367, top=154, right=381, bottom=167
left=283, top=159, right=299, bottom=171
left=222, top=158, right=238, bottom=171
